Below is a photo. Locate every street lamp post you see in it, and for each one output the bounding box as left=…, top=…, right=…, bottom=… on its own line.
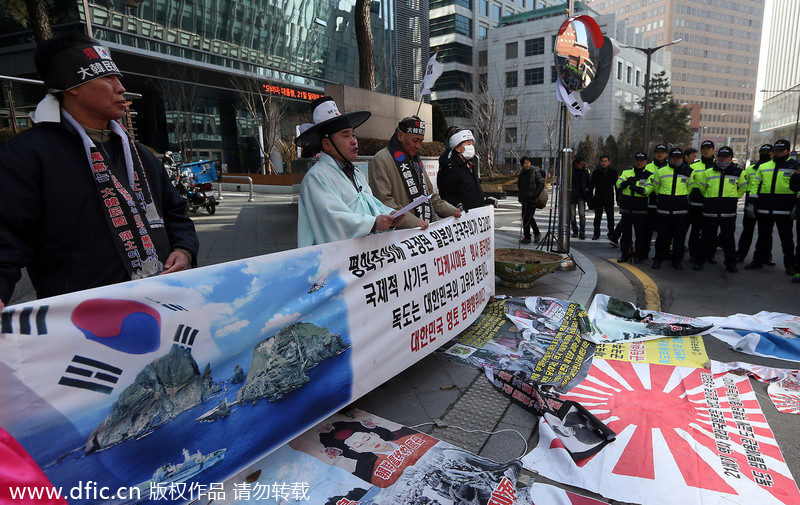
left=620, top=39, right=681, bottom=151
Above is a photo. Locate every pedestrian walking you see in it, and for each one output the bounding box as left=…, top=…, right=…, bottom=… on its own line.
left=588, top=155, right=618, bottom=240
left=517, top=156, right=545, bottom=243
left=570, top=156, right=590, bottom=239
left=0, top=34, right=199, bottom=308
left=745, top=139, right=798, bottom=276
left=615, top=152, right=652, bottom=263
left=692, top=146, right=746, bottom=272
left=646, top=147, right=693, bottom=270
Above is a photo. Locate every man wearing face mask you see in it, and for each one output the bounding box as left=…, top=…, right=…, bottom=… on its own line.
left=645, top=147, right=693, bottom=270
left=437, top=128, right=491, bottom=210
left=736, top=144, right=773, bottom=263
left=691, top=146, right=745, bottom=272
left=369, top=116, right=460, bottom=228
left=746, top=139, right=799, bottom=276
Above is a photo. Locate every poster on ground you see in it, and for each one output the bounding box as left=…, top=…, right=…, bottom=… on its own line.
left=703, top=312, right=800, bottom=362
left=0, top=208, right=494, bottom=504
left=593, top=335, right=708, bottom=368
left=521, top=359, right=800, bottom=505
left=587, top=294, right=713, bottom=344
left=216, top=408, right=526, bottom=505
left=439, top=297, right=595, bottom=392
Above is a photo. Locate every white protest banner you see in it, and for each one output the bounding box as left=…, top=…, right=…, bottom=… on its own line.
left=522, top=359, right=800, bottom=505
left=0, top=207, right=494, bottom=504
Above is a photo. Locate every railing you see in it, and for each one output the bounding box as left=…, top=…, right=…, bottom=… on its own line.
left=217, top=176, right=255, bottom=202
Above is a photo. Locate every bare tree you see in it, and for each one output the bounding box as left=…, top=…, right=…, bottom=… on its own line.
left=230, top=74, right=287, bottom=174
left=542, top=105, right=560, bottom=177
left=153, top=67, right=202, bottom=160
left=354, top=0, right=375, bottom=90
left=1, top=0, right=52, bottom=42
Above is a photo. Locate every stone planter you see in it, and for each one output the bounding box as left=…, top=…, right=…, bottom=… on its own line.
left=495, top=248, right=563, bottom=288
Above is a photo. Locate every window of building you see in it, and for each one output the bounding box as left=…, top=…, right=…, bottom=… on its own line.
left=506, top=42, right=518, bottom=59
left=479, top=25, right=488, bottom=40
left=505, top=99, right=517, bottom=116
left=478, top=50, right=488, bottom=66
left=430, top=14, right=472, bottom=38
left=434, top=70, right=473, bottom=91
left=505, top=127, right=517, bottom=142
left=626, top=65, right=632, bottom=84
left=525, top=37, right=544, bottom=56
left=435, top=98, right=473, bottom=117
left=492, top=4, right=501, bottom=20
left=617, top=61, right=623, bottom=80
left=525, top=67, right=544, bottom=85
left=480, top=0, right=488, bottom=15
left=636, top=70, right=641, bottom=87
left=506, top=71, right=518, bottom=88
left=479, top=73, right=488, bottom=90
left=438, top=42, right=474, bottom=65
left=455, top=0, right=472, bottom=9
left=551, top=65, right=558, bottom=83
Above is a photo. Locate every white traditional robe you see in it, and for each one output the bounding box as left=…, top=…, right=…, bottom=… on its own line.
left=298, top=153, right=395, bottom=247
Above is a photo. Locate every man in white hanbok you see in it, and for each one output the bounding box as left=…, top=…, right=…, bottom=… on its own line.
left=295, top=97, right=406, bottom=247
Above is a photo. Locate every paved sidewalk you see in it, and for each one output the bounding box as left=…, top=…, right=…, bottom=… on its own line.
left=9, top=191, right=599, bottom=465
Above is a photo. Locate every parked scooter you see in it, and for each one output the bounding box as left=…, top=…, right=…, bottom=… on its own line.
left=162, top=152, right=219, bottom=215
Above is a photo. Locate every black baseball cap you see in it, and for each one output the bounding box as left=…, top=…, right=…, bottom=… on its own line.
left=717, top=146, right=734, bottom=158
left=634, top=151, right=648, bottom=160
left=759, top=144, right=773, bottom=152
left=654, top=144, right=667, bottom=152
left=701, top=140, right=715, bottom=149
left=773, top=139, right=791, bottom=151
left=669, top=148, right=683, bottom=158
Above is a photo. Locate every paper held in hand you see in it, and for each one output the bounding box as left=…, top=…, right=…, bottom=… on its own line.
left=394, top=194, right=432, bottom=217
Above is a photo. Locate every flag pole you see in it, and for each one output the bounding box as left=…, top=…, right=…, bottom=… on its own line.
left=415, top=96, right=424, bottom=116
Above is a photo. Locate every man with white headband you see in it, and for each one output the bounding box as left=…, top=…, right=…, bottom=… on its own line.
left=369, top=115, right=460, bottom=227
left=437, top=128, right=491, bottom=210
left=0, top=34, right=198, bottom=308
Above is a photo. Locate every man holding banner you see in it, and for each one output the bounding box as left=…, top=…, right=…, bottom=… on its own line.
left=368, top=116, right=460, bottom=228
left=0, top=34, right=199, bottom=309
left=295, top=96, right=406, bottom=247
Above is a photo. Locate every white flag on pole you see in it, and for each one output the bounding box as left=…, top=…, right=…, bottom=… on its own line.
left=556, top=80, right=591, bottom=119
left=420, top=52, right=444, bottom=97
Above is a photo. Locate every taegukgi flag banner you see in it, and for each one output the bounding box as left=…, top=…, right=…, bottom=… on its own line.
left=0, top=207, right=494, bottom=504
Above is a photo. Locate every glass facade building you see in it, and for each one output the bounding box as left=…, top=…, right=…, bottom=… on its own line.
left=0, top=0, right=428, bottom=173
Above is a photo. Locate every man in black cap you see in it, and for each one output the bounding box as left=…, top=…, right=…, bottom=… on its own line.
left=688, top=140, right=716, bottom=265
left=746, top=139, right=799, bottom=276
left=296, top=96, right=406, bottom=247
left=645, top=147, right=693, bottom=269
left=368, top=116, right=460, bottom=227
left=736, top=144, right=773, bottom=263
left=642, top=144, right=669, bottom=259
left=615, top=152, right=652, bottom=263
left=790, top=156, right=800, bottom=283
left=0, top=33, right=198, bottom=309
left=691, top=146, right=745, bottom=272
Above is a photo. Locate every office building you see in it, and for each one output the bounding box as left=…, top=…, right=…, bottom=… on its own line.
left=759, top=0, right=800, bottom=148
left=0, top=0, right=428, bottom=172
left=586, top=0, right=766, bottom=156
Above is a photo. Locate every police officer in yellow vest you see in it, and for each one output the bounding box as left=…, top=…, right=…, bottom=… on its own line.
left=736, top=144, right=773, bottom=264
left=692, top=146, right=746, bottom=272
left=615, top=151, right=652, bottom=263
left=646, top=147, right=693, bottom=270
left=688, top=140, right=715, bottom=263
left=642, top=144, right=669, bottom=260
left=745, top=139, right=799, bottom=275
